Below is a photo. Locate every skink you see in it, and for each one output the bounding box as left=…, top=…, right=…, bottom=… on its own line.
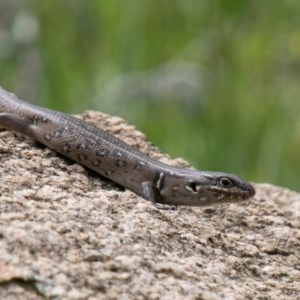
left=0, top=86, right=255, bottom=209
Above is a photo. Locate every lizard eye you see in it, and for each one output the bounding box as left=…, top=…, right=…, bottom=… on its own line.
left=220, top=177, right=233, bottom=187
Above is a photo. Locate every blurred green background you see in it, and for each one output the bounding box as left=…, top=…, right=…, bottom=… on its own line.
left=1, top=0, right=299, bottom=191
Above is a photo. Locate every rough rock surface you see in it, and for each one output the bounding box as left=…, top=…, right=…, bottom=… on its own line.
left=0, top=111, right=299, bottom=300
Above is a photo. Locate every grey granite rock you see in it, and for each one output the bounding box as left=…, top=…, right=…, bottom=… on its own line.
left=0, top=111, right=299, bottom=299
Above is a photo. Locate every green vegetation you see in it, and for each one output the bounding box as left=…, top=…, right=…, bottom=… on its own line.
left=1, top=0, right=300, bottom=190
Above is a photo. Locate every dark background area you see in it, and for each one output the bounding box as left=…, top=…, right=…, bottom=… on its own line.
left=1, top=0, right=299, bottom=191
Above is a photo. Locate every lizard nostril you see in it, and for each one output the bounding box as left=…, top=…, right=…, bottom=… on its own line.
left=247, top=185, right=255, bottom=196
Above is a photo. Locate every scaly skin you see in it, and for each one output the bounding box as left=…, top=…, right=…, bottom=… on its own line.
left=0, top=86, right=255, bottom=209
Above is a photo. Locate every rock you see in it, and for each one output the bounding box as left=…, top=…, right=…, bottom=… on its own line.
left=0, top=111, right=299, bottom=299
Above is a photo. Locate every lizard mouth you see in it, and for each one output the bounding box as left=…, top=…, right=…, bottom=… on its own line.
left=209, top=184, right=255, bottom=200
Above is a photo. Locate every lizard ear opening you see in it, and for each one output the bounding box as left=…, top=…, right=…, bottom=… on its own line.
left=186, top=182, right=199, bottom=193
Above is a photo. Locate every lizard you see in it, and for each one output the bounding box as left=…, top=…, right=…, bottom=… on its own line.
left=0, top=86, right=255, bottom=209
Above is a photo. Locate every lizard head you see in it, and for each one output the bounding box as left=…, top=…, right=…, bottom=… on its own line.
left=160, top=171, right=255, bottom=207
